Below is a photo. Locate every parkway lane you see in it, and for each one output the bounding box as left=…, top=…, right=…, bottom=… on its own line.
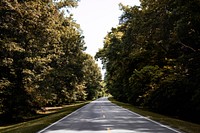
left=38, top=97, right=183, bottom=133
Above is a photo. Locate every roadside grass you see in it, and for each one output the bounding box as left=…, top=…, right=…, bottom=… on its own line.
left=109, top=97, right=200, bottom=133
left=0, top=101, right=90, bottom=133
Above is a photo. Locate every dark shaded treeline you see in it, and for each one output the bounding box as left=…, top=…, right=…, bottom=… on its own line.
left=96, top=0, right=200, bottom=123
left=0, top=0, right=103, bottom=122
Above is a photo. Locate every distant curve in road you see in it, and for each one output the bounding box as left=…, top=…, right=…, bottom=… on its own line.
left=38, top=97, right=183, bottom=133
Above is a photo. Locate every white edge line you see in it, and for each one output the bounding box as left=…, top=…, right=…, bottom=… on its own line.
left=37, top=102, right=90, bottom=133
left=109, top=101, right=183, bottom=133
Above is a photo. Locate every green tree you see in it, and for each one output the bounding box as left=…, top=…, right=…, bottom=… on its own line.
left=83, top=54, right=102, bottom=100
left=0, top=0, right=89, bottom=121
left=96, top=0, right=200, bottom=122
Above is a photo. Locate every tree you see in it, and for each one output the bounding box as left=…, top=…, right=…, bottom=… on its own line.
left=0, top=0, right=93, bottom=121
left=96, top=0, right=200, bottom=122
left=83, top=54, right=102, bottom=100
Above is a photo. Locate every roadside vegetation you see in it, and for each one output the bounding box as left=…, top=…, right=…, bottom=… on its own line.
left=109, top=97, right=200, bottom=133
left=0, top=101, right=89, bottom=133
left=1, top=0, right=200, bottom=132
left=0, top=0, right=104, bottom=124
left=96, top=0, right=200, bottom=124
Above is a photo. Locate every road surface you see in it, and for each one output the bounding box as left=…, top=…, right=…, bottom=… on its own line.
left=38, top=97, right=183, bottom=133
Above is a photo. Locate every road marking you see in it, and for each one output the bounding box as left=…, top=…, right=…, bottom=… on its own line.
left=37, top=103, right=90, bottom=133
left=116, top=105, right=183, bottom=133
left=107, top=128, right=111, bottom=133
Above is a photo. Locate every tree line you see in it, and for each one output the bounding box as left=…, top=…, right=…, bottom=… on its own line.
left=0, top=0, right=103, bottom=122
left=96, top=0, right=200, bottom=123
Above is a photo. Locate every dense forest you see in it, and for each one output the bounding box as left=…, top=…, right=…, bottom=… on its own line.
left=96, top=0, right=200, bottom=123
left=0, top=0, right=103, bottom=122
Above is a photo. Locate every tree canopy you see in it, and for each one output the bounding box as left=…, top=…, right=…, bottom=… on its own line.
left=0, top=0, right=102, bottom=122
left=96, top=0, right=200, bottom=123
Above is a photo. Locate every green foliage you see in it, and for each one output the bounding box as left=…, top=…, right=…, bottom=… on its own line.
left=96, top=0, right=200, bottom=123
left=82, top=54, right=102, bottom=100
left=128, top=65, right=163, bottom=105
left=0, top=0, right=102, bottom=122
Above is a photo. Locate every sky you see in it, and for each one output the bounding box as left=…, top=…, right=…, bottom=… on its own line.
left=70, top=0, right=140, bottom=77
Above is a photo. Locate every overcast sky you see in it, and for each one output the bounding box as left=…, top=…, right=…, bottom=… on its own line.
left=70, top=0, right=140, bottom=77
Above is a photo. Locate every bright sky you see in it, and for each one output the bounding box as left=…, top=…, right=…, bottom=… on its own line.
left=70, top=0, right=140, bottom=77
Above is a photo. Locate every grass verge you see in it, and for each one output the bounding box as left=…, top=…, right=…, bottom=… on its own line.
left=108, top=97, right=200, bottom=133
left=0, top=101, right=89, bottom=133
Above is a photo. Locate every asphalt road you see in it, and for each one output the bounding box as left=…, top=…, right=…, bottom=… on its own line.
left=38, top=97, right=183, bottom=133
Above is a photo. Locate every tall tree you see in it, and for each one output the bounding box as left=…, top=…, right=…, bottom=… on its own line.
left=0, top=0, right=95, bottom=121
left=83, top=54, right=102, bottom=100
left=96, top=0, right=200, bottom=122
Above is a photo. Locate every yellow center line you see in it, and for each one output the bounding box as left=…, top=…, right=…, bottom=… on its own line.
left=107, top=128, right=111, bottom=133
